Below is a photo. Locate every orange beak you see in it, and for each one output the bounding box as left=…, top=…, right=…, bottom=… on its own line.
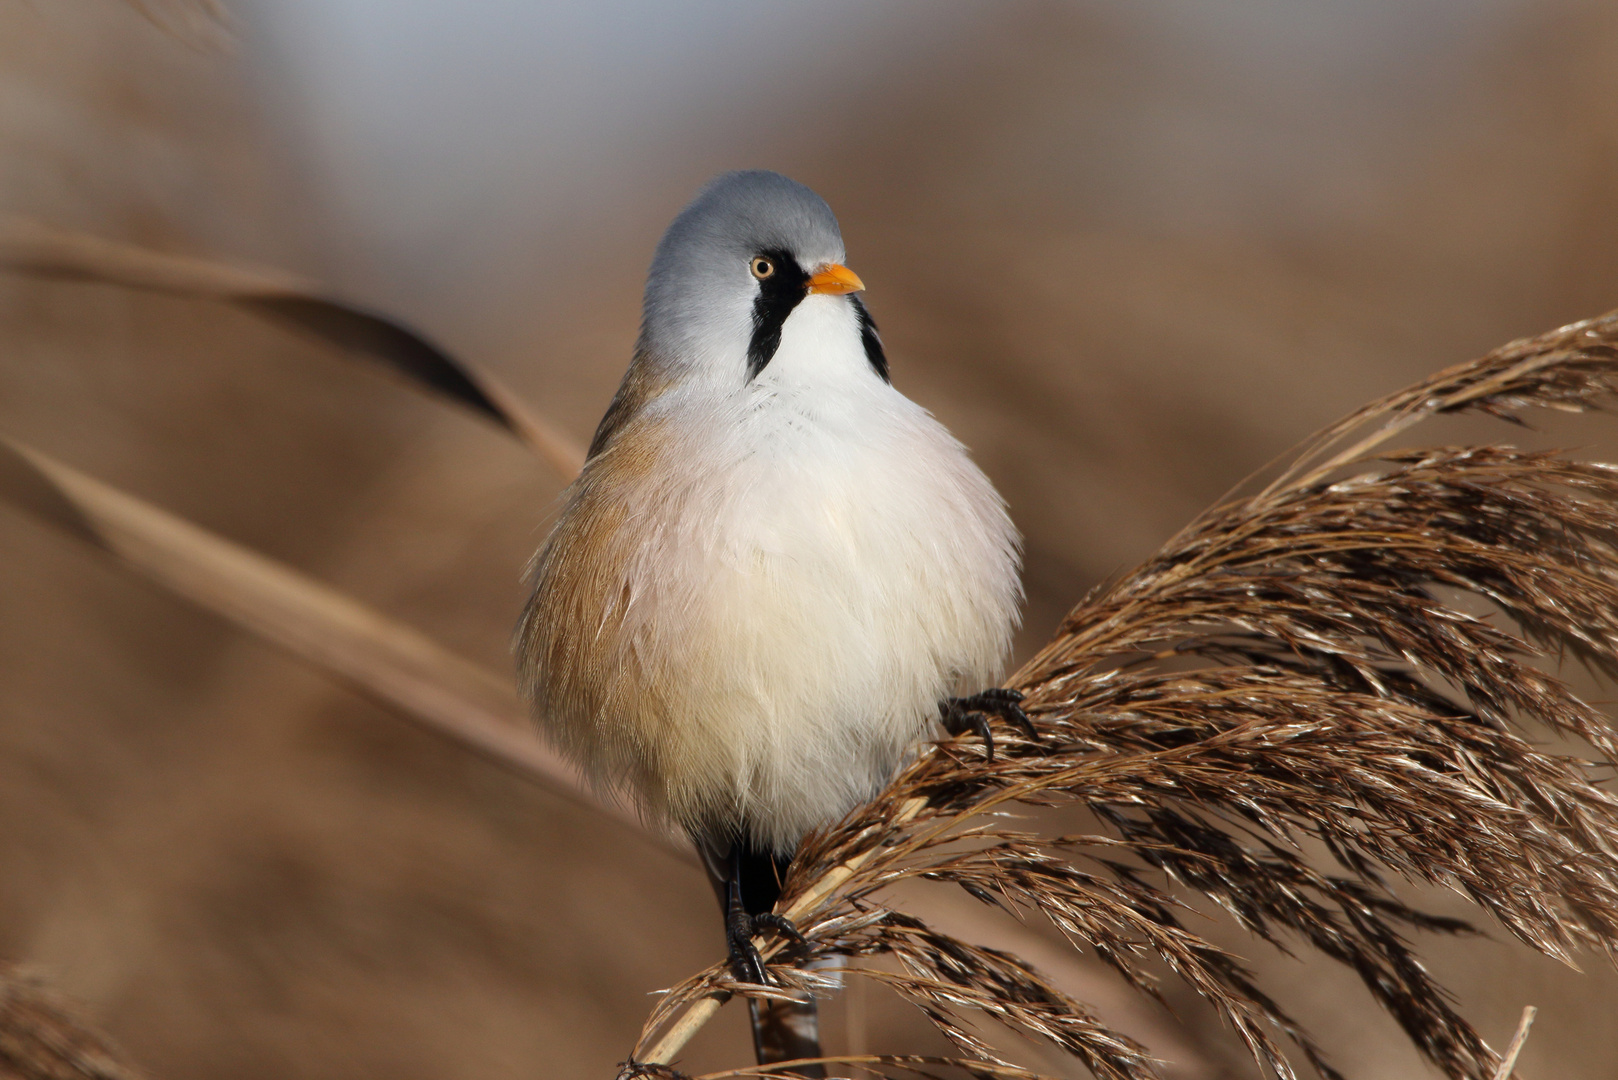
left=806, top=263, right=865, bottom=296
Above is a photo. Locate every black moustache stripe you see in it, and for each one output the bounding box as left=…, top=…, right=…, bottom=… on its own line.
left=853, top=295, right=889, bottom=383
left=746, top=249, right=809, bottom=380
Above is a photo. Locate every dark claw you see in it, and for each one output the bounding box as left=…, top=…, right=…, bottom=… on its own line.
left=941, top=688, right=1038, bottom=762
left=753, top=911, right=808, bottom=949
left=727, top=909, right=806, bottom=985
left=969, top=688, right=1039, bottom=740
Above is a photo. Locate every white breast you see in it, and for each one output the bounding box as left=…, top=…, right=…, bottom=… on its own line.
left=524, top=294, right=1022, bottom=852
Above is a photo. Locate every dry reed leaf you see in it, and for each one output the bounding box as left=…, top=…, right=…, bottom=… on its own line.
left=630, top=310, right=1618, bottom=1080
left=0, top=963, right=149, bottom=1080
left=0, top=217, right=584, bottom=477
left=0, top=435, right=660, bottom=843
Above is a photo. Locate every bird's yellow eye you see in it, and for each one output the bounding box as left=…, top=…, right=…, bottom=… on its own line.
left=749, top=256, right=775, bottom=280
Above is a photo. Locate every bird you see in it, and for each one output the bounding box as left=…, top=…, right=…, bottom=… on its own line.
left=516, top=169, right=1024, bottom=1062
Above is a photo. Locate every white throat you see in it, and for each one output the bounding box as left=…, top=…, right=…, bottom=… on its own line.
left=753, top=293, right=874, bottom=393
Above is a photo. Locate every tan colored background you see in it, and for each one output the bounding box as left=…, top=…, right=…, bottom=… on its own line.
left=4, top=1, right=1618, bottom=1076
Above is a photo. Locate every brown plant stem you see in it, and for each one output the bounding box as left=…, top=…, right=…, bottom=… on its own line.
left=1489, top=1007, right=1536, bottom=1080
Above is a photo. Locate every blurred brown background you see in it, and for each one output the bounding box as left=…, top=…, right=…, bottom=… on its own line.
left=4, top=0, right=1618, bottom=1076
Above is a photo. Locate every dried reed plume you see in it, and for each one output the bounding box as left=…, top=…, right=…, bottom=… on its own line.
left=631, top=311, right=1618, bottom=1079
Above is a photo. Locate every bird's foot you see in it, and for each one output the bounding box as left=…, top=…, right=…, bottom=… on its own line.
left=940, top=688, right=1037, bottom=762
left=727, top=907, right=808, bottom=985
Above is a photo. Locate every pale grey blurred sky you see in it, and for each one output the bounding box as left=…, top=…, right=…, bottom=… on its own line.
left=239, top=3, right=975, bottom=275
left=237, top=0, right=1534, bottom=325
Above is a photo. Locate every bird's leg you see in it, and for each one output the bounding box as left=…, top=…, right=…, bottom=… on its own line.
left=940, top=687, right=1037, bottom=762
left=725, top=852, right=807, bottom=985
left=726, top=874, right=768, bottom=984
left=702, top=841, right=821, bottom=1071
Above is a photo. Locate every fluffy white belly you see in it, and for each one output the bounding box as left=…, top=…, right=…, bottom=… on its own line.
left=521, top=320, right=1020, bottom=852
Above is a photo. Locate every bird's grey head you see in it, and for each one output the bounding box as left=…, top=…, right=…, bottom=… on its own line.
left=639, top=170, right=886, bottom=383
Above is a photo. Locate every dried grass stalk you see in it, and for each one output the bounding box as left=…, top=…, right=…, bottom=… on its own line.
left=632, top=311, right=1618, bottom=1079
left=0, top=217, right=584, bottom=476
left=1489, top=1006, right=1535, bottom=1080
left=0, top=435, right=660, bottom=840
